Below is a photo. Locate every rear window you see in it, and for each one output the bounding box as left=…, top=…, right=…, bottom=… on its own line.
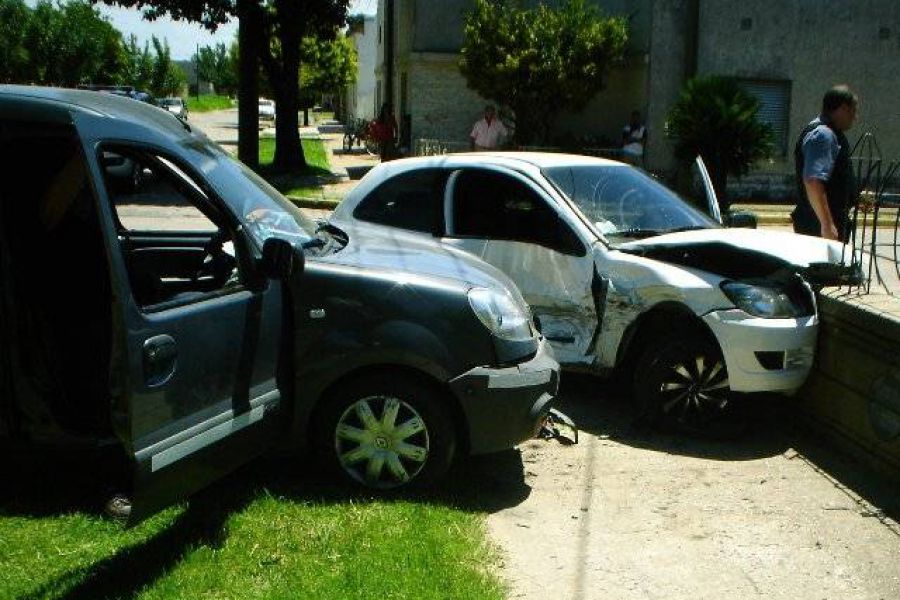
left=353, top=169, right=446, bottom=234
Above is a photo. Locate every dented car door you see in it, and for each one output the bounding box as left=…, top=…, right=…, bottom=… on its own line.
left=440, top=167, right=599, bottom=367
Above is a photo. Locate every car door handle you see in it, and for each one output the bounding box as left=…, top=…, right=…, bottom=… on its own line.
left=143, top=334, right=177, bottom=388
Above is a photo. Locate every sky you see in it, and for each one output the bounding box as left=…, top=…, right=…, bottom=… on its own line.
left=25, top=0, right=378, bottom=60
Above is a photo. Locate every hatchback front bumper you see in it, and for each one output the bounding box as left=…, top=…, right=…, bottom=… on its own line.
left=703, top=309, right=818, bottom=393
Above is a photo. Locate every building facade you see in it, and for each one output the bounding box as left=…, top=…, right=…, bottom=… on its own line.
left=378, top=0, right=900, bottom=192
left=346, top=15, right=378, bottom=122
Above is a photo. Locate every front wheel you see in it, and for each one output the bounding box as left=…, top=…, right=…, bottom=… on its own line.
left=313, top=374, right=456, bottom=490
left=633, top=334, right=733, bottom=435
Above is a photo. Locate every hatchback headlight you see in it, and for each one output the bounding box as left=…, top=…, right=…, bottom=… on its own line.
left=467, top=288, right=533, bottom=341
left=720, top=281, right=804, bottom=318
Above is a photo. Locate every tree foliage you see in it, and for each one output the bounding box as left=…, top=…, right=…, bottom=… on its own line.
left=0, top=0, right=30, bottom=83
left=300, top=33, right=357, bottom=103
left=8, top=0, right=124, bottom=87
left=194, top=42, right=238, bottom=95
left=460, top=0, right=627, bottom=145
left=666, top=76, right=774, bottom=206
left=99, top=0, right=350, bottom=170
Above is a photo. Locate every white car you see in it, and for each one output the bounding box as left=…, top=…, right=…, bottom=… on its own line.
left=258, top=98, right=276, bottom=122
left=331, top=153, right=850, bottom=432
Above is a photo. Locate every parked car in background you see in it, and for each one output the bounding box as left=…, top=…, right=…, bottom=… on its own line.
left=258, top=98, right=276, bottom=123
left=331, top=153, right=851, bottom=433
left=159, top=97, right=188, bottom=120
left=0, top=87, right=559, bottom=522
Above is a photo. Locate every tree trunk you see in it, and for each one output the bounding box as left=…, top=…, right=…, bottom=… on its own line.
left=271, top=7, right=306, bottom=171
left=237, top=0, right=260, bottom=169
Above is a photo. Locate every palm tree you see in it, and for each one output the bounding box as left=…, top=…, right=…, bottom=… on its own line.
left=667, top=76, right=773, bottom=211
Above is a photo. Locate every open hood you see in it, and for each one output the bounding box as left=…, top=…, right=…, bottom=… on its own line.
left=617, top=228, right=859, bottom=285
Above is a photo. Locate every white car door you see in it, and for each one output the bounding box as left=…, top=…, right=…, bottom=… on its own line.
left=440, top=167, right=599, bottom=367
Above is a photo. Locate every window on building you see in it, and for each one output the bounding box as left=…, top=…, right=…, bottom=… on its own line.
left=738, top=79, right=792, bottom=156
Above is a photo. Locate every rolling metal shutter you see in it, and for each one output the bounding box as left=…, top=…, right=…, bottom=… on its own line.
left=739, top=80, right=791, bottom=156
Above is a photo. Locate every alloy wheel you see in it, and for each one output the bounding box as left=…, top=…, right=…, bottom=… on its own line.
left=657, top=353, right=730, bottom=426
left=334, top=395, right=430, bottom=489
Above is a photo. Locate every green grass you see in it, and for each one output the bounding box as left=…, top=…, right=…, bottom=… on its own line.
left=258, top=137, right=331, bottom=174
left=185, top=95, right=234, bottom=113
left=1, top=456, right=507, bottom=600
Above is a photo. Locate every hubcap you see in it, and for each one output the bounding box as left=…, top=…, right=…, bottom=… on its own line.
left=658, top=354, right=730, bottom=424
left=334, top=395, right=430, bottom=489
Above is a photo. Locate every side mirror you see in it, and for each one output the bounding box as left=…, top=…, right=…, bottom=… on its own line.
left=260, top=237, right=303, bottom=280
left=724, top=210, right=758, bottom=229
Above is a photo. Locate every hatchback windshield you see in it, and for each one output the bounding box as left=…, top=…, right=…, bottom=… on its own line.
left=543, top=165, right=718, bottom=239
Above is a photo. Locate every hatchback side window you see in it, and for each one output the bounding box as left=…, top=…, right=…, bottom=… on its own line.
left=99, top=148, right=243, bottom=310
left=451, top=169, right=584, bottom=256
left=354, top=168, right=445, bottom=233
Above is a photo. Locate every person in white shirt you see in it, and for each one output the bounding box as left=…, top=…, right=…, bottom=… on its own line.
left=470, top=105, right=508, bottom=150
left=621, top=110, right=646, bottom=164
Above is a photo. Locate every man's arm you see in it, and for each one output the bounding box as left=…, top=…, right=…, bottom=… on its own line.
left=801, top=127, right=840, bottom=240
left=803, top=178, right=839, bottom=240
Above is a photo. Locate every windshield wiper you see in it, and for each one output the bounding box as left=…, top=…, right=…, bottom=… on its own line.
left=606, top=228, right=664, bottom=239
left=665, top=225, right=711, bottom=233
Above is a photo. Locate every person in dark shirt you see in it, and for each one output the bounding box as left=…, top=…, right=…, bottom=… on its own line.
left=792, top=85, right=858, bottom=241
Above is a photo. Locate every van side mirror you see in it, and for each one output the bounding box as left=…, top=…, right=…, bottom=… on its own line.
left=260, top=237, right=303, bottom=279
left=724, top=210, right=758, bottom=229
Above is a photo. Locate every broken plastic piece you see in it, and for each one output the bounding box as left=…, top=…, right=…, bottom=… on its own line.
left=537, top=408, right=578, bottom=445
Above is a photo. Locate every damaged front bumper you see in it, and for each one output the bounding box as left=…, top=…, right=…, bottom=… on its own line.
left=448, top=338, right=559, bottom=455
left=703, top=309, right=818, bottom=393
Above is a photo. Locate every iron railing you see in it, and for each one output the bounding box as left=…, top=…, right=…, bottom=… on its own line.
left=844, top=133, right=900, bottom=295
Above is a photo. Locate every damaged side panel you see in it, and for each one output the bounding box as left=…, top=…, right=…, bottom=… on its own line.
left=477, top=239, right=598, bottom=368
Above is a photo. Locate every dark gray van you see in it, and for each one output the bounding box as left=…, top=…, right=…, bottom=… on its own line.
left=0, top=87, right=558, bottom=522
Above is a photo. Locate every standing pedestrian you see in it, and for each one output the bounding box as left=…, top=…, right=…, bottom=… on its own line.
left=470, top=105, right=508, bottom=151
left=792, top=85, right=858, bottom=241
left=621, top=110, right=646, bottom=165
left=371, top=103, right=398, bottom=161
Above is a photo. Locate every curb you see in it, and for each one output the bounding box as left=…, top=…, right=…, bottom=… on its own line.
left=287, top=196, right=341, bottom=210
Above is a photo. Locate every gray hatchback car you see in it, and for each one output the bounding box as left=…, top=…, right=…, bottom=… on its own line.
left=0, top=87, right=558, bottom=521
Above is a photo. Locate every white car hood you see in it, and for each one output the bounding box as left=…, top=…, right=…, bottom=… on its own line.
left=615, top=228, right=857, bottom=285
left=618, top=228, right=845, bottom=266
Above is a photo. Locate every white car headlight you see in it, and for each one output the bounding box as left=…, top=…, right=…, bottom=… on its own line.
left=467, top=288, right=533, bottom=341
left=720, top=281, right=804, bottom=319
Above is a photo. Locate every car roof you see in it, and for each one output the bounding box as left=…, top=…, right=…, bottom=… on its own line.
left=0, top=85, right=190, bottom=139
left=373, top=152, right=624, bottom=174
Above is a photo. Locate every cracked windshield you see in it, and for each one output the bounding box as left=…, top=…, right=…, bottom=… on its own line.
left=544, top=165, right=718, bottom=239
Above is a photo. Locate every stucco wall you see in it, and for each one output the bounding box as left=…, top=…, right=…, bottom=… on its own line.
left=645, top=0, right=696, bottom=173
left=407, top=55, right=488, bottom=144
left=696, top=0, right=900, bottom=172
left=554, top=60, right=649, bottom=146
left=348, top=16, right=378, bottom=121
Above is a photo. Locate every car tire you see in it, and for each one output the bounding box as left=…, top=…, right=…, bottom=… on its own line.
left=313, top=373, right=456, bottom=490
left=633, top=333, right=735, bottom=436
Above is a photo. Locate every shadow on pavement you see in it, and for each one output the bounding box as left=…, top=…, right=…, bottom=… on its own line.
left=557, top=372, right=793, bottom=462
left=557, top=372, right=900, bottom=530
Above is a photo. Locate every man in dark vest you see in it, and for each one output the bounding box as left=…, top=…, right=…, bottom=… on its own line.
left=792, top=85, right=858, bottom=241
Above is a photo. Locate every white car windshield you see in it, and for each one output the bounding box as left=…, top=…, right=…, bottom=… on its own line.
left=543, top=165, right=719, bottom=239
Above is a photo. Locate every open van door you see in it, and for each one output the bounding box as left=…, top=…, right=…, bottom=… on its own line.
left=77, top=128, right=297, bottom=524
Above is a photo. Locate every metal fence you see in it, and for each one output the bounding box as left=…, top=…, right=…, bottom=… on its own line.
left=844, top=133, right=900, bottom=295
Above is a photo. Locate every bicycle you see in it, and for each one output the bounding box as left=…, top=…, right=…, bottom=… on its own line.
left=342, top=118, right=379, bottom=155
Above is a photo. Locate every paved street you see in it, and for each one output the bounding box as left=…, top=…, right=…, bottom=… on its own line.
left=477, top=379, right=900, bottom=600
left=152, top=110, right=900, bottom=599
